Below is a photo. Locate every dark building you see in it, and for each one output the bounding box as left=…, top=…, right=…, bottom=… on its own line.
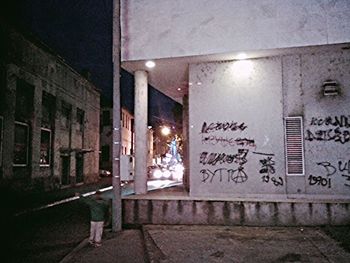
left=0, top=24, right=100, bottom=192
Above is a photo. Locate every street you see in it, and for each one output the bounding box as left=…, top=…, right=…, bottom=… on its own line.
left=6, top=180, right=181, bottom=263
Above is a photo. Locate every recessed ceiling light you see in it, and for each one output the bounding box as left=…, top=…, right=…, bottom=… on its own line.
left=237, top=53, right=247, bottom=60
left=197, top=82, right=202, bottom=85
left=177, top=88, right=181, bottom=91
left=145, top=60, right=155, bottom=68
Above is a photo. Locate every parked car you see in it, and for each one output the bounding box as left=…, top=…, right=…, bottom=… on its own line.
left=147, top=163, right=184, bottom=181
left=99, top=169, right=112, bottom=177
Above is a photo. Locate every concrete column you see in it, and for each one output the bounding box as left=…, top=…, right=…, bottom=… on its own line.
left=134, top=70, right=148, bottom=194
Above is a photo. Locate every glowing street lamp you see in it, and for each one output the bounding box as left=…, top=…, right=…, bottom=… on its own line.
left=161, top=126, right=171, bottom=136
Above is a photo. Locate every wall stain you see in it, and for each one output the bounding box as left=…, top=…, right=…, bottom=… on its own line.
left=239, top=202, right=245, bottom=225
left=147, top=200, right=153, bottom=223
left=291, top=203, right=296, bottom=225
left=192, top=201, right=197, bottom=216
left=133, top=200, right=139, bottom=223
left=223, top=201, right=230, bottom=225
left=162, top=201, right=168, bottom=217
left=177, top=200, right=183, bottom=214
left=326, top=203, right=332, bottom=224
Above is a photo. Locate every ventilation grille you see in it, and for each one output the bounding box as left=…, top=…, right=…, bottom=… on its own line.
left=285, top=117, right=305, bottom=175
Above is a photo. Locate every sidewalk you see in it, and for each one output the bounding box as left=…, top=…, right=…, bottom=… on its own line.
left=60, top=225, right=350, bottom=263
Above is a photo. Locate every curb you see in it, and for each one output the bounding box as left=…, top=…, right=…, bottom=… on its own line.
left=142, top=225, right=167, bottom=263
left=59, top=238, right=88, bottom=263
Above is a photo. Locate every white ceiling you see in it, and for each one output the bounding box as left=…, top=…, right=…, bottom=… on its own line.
left=121, top=43, right=350, bottom=104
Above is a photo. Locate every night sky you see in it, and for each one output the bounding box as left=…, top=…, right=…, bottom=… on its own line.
left=1, top=0, right=182, bottom=127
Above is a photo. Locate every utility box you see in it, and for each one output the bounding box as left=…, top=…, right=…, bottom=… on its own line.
left=120, top=155, right=134, bottom=181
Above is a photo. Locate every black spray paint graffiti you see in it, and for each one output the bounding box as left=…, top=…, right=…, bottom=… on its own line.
left=310, top=115, right=350, bottom=128
left=201, top=121, right=247, bottom=134
left=201, top=135, right=256, bottom=147
left=308, top=162, right=334, bottom=188
left=200, top=149, right=248, bottom=183
left=309, top=161, right=350, bottom=188
left=199, top=149, right=248, bottom=166
left=253, top=151, right=283, bottom=187
left=200, top=167, right=248, bottom=184
left=305, top=128, right=350, bottom=144
left=306, top=115, right=350, bottom=144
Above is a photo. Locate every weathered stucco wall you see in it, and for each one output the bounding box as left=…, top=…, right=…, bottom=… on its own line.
left=0, top=28, right=100, bottom=191
left=283, top=49, right=350, bottom=197
left=121, top=0, right=350, bottom=61
left=189, top=58, right=285, bottom=197
left=189, top=46, right=350, bottom=199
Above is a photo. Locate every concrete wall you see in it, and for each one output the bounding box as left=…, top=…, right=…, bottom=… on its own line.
left=121, top=0, right=350, bottom=61
left=189, top=57, right=285, bottom=197
left=283, top=49, right=350, bottom=196
left=123, top=198, right=350, bottom=226
left=0, top=27, right=100, bottom=191
left=189, top=45, right=350, bottom=199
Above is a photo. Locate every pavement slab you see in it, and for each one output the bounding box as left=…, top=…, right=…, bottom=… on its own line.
left=60, top=230, right=147, bottom=263
left=143, top=225, right=350, bottom=263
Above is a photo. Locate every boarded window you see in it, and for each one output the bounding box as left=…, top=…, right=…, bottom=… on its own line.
left=284, top=117, right=305, bottom=175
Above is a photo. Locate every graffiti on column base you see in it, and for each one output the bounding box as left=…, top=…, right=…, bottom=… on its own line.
left=308, top=175, right=331, bottom=188
left=305, top=128, right=350, bottom=144
left=200, top=167, right=248, bottom=184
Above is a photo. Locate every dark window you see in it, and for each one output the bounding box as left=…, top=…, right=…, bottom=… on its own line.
left=14, top=122, right=29, bottom=166
left=16, top=79, right=34, bottom=122
left=61, top=101, right=71, bottom=128
left=42, top=91, right=55, bottom=128
left=101, top=145, right=110, bottom=162
left=40, top=128, right=51, bottom=166
left=76, top=108, right=84, bottom=132
left=102, top=110, right=110, bottom=126
left=76, top=153, right=84, bottom=183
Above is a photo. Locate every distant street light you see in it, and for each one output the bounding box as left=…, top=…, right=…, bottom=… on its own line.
left=161, top=126, right=170, bottom=136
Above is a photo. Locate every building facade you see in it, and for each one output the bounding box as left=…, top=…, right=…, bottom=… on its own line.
left=100, top=106, right=135, bottom=171
left=100, top=105, right=155, bottom=172
left=0, top=25, right=100, bottom=192
left=120, top=0, right=350, bottom=200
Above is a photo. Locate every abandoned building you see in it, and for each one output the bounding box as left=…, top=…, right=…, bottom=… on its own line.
left=0, top=24, right=100, bottom=192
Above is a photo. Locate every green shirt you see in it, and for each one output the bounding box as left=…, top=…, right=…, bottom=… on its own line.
left=81, top=196, right=109, bottom=222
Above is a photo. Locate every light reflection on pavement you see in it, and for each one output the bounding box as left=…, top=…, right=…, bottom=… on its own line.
left=102, top=179, right=182, bottom=199
left=15, top=179, right=182, bottom=216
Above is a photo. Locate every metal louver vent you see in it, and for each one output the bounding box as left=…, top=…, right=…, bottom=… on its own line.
left=285, top=117, right=305, bottom=175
